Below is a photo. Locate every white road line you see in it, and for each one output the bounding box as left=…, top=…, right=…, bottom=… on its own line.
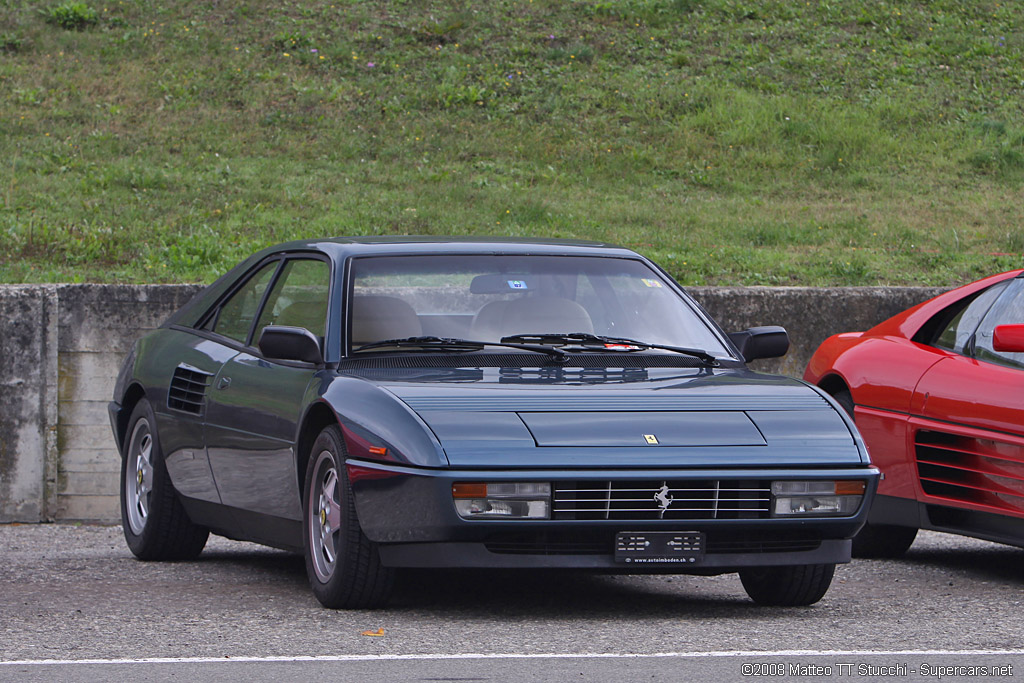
left=3, top=650, right=1024, bottom=666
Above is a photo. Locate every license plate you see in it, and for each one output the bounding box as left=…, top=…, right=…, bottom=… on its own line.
left=614, top=531, right=705, bottom=564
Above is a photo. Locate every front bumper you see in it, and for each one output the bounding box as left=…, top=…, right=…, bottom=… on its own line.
left=348, top=459, right=877, bottom=571
left=378, top=538, right=850, bottom=571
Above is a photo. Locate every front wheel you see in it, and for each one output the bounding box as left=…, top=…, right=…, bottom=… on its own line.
left=739, top=564, right=835, bottom=606
left=303, top=425, right=394, bottom=609
left=120, top=398, right=208, bottom=560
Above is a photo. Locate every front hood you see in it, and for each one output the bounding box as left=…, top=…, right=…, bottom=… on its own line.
left=356, top=367, right=864, bottom=469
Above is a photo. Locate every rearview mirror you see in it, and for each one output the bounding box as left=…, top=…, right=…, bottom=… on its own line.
left=470, top=273, right=533, bottom=294
left=993, top=324, right=1024, bottom=353
left=728, top=326, right=790, bottom=362
left=258, top=325, right=324, bottom=365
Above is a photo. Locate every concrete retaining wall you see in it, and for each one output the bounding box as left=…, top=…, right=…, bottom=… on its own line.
left=54, top=285, right=203, bottom=521
left=690, top=286, right=946, bottom=376
left=0, top=287, right=58, bottom=523
left=0, top=284, right=945, bottom=523
left=2, top=285, right=201, bottom=524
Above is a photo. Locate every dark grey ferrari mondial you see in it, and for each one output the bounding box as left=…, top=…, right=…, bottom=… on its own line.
left=109, top=237, right=878, bottom=608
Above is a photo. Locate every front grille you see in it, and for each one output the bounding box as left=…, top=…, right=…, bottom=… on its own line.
left=483, top=531, right=821, bottom=556
left=485, top=535, right=609, bottom=555
left=553, top=480, right=771, bottom=521
left=706, top=536, right=821, bottom=554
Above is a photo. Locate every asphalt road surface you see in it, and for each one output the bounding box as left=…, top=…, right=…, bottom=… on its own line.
left=2, top=524, right=1022, bottom=681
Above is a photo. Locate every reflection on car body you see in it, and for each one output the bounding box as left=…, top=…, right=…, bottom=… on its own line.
left=110, top=237, right=877, bottom=608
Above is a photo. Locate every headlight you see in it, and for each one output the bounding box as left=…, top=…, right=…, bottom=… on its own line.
left=771, top=480, right=866, bottom=517
left=452, top=482, right=551, bottom=519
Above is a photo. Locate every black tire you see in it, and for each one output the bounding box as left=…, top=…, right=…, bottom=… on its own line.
left=828, top=386, right=919, bottom=559
left=303, top=425, right=394, bottom=609
left=120, top=398, right=208, bottom=560
left=739, top=564, right=836, bottom=606
left=851, top=523, right=917, bottom=558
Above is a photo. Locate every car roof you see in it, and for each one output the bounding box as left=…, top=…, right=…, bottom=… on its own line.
left=258, top=235, right=640, bottom=261
left=164, top=236, right=649, bottom=329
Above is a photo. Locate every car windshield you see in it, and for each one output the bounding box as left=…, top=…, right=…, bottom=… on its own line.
left=348, top=254, right=730, bottom=356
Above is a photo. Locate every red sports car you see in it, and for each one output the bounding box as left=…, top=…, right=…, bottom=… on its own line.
left=805, top=269, right=1024, bottom=557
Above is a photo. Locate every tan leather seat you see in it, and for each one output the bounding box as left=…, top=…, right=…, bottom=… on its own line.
left=351, top=296, right=422, bottom=346
left=470, top=300, right=510, bottom=341
left=472, top=297, right=593, bottom=341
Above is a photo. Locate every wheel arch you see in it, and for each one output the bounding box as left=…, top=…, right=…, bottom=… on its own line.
left=817, top=373, right=851, bottom=400
left=115, top=382, right=147, bottom=457
left=295, top=401, right=341, bottom=498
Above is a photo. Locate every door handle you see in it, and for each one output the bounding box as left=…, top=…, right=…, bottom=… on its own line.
left=217, top=376, right=232, bottom=390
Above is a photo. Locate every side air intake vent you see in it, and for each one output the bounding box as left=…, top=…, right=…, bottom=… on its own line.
left=915, top=429, right=1024, bottom=514
left=168, top=364, right=212, bottom=415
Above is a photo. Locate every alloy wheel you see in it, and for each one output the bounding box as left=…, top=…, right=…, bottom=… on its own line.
left=309, top=450, right=343, bottom=582
left=124, top=418, right=154, bottom=535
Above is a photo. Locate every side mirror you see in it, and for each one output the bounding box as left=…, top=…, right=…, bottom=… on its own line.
left=258, top=325, right=324, bottom=365
left=728, top=326, right=790, bottom=362
left=993, top=324, right=1024, bottom=353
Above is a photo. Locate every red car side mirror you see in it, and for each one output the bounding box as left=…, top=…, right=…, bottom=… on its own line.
left=992, top=324, right=1024, bottom=353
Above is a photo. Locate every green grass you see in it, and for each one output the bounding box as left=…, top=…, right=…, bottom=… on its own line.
left=1, top=0, right=1023, bottom=285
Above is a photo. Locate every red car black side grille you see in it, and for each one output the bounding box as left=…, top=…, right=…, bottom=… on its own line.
left=914, top=430, right=1024, bottom=515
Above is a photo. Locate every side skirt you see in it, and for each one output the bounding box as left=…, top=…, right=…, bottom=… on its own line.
left=869, top=493, right=1024, bottom=550
left=179, top=496, right=303, bottom=553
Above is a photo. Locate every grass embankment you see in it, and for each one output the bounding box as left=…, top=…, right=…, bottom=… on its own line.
left=1, top=0, right=1023, bottom=285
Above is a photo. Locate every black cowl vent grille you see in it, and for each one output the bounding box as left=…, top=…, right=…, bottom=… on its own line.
left=339, top=352, right=707, bottom=370
left=168, top=364, right=212, bottom=415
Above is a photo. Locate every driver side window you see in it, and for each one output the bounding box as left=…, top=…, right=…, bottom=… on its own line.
left=930, top=282, right=1007, bottom=354
left=207, top=261, right=280, bottom=344
left=973, top=279, right=1024, bottom=369
left=254, top=258, right=330, bottom=338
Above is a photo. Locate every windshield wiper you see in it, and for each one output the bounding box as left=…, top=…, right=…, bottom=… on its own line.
left=499, top=333, right=720, bottom=366
left=352, top=336, right=568, bottom=361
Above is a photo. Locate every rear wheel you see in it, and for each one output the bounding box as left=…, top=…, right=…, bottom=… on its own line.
left=827, top=385, right=918, bottom=559
left=303, top=425, right=394, bottom=609
left=120, top=398, right=208, bottom=560
left=739, top=564, right=835, bottom=606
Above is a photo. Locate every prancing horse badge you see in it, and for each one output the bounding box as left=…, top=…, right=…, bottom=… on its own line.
left=644, top=434, right=659, bottom=445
